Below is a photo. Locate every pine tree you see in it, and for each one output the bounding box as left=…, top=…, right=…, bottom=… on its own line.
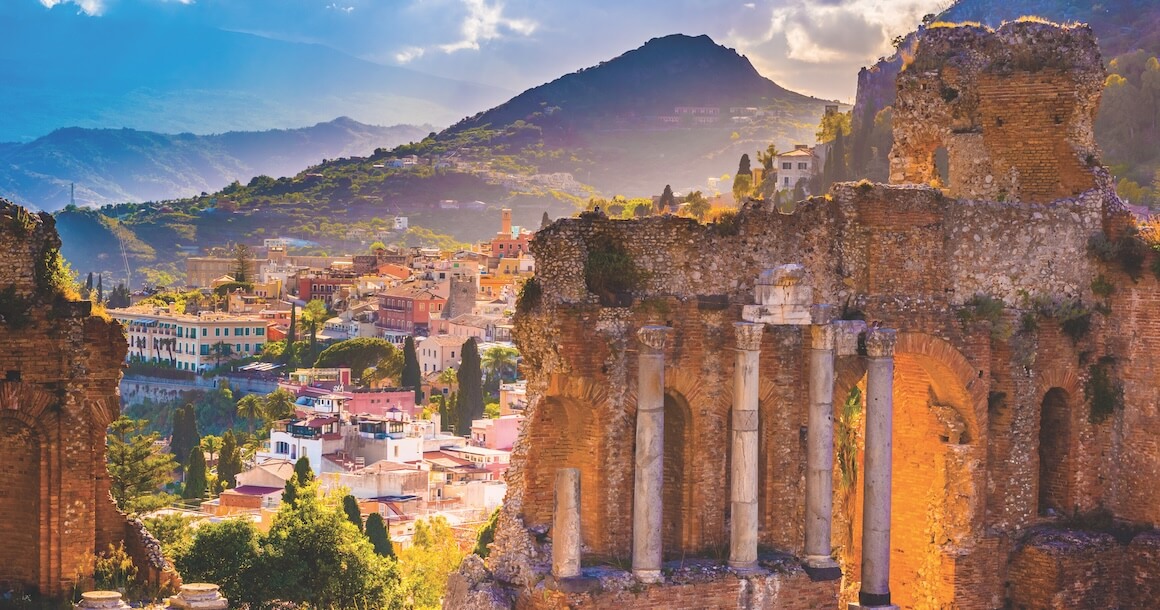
left=216, top=431, right=242, bottom=492
left=343, top=495, right=363, bottom=533
left=456, top=338, right=483, bottom=436
left=365, top=512, right=395, bottom=558
left=84, top=272, right=93, bottom=298
left=540, top=211, right=551, bottom=228
left=402, top=337, right=422, bottom=403
left=183, top=447, right=208, bottom=500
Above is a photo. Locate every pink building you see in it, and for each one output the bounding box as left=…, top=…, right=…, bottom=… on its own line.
left=470, top=414, right=524, bottom=451
left=346, top=387, right=419, bottom=418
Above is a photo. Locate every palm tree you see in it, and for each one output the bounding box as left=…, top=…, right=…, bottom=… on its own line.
left=236, top=394, right=265, bottom=436
left=200, top=435, right=222, bottom=468
left=438, top=366, right=459, bottom=391
left=482, top=346, right=519, bottom=383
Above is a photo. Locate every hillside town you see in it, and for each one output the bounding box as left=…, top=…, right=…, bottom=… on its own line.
left=104, top=208, right=532, bottom=552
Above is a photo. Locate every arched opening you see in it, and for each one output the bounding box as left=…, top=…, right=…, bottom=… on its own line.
left=933, top=146, right=951, bottom=188
left=0, top=419, right=39, bottom=589
left=522, top=396, right=605, bottom=555
left=662, top=392, right=693, bottom=559
left=843, top=340, right=982, bottom=610
left=1038, top=388, right=1072, bottom=516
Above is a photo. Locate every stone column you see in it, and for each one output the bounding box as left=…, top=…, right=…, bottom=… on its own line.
left=729, top=322, right=764, bottom=571
left=633, top=325, right=671, bottom=583
left=805, top=305, right=841, bottom=579
left=76, top=592, right=129, bottom=610
left=168, top=583, right=229, bottom=609
left=857, top=328, right=897, bottom=609
left=553, top=468, right=582, bottom=580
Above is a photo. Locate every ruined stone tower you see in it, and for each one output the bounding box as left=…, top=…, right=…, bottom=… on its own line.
left=447, top=21, right=1160, bottom=610
left=0, top=200, right=166, bottom=598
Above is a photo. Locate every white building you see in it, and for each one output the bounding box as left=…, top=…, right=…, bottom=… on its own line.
left=775, top=144, right=820, bottom=192
left=418, top=335, right=465, bottom=374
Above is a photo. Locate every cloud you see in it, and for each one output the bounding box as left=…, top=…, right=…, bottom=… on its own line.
left=439, top=0, right=537, bottom=54
left=37, top=0, right=105, bottom=16
left=326, top=2, right=354, bottom=13
left=780, top=5, right=886, bottom=63
left=395, top=45, right=425, bottom=63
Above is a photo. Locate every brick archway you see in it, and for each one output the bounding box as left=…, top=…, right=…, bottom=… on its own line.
left=522, top=376, right=611, bottom=557
left=835, top=333, right=985, bottom=610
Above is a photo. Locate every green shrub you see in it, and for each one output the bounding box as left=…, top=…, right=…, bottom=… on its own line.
left=516, top=277, right=542, bottom=314
left=584, top=234, right=643, bottom=306
left=1086, top=363, right=1123, bottom=424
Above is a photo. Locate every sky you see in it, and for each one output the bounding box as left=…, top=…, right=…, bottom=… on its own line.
left=24, top=0, right=953, bottom=103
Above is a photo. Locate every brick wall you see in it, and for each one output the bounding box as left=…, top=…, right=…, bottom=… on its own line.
left=0, top=200, right=132, bottom=598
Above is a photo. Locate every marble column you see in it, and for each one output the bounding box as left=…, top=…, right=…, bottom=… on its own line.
left=553, top=468, right=582, bottom=580
left=858, top=328, right=897, bottom=609
left=633, top=325, right=671, bottom=583
left=805, top=305, right=841, bottom=578
left=729, top=322, right=764, bottom=570
left=76, top=592, right=129, bottom=610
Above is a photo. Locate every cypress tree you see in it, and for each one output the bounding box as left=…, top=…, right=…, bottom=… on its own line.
left=84, top=272, right=93, bottom=298
left=183, top=447, right=208, bottom=500
left=540, top=211, right=551, bottom=228
left=285, top=304, right=297, bottom=366
left=737, top=153, right=752, bottom=176
left=293, top=456, right=314, bottom=484
left=185, top=405, right=201, bottom=462
left=216, top=431, right=242, bottom=492
left=402, top=337, right=421, bottom=403
left=282, top=473, right=301, bottom=506
left=96, top=274, right=103, bottom=303
left=342, top=494, right=363, bottom=533
left=171, top=405, right=189, bottom=467
left=456, top=338, right=483, bottom=436
left=365, top=512, right=395, bottom=558
left=658, top=184, right=675, bottom=212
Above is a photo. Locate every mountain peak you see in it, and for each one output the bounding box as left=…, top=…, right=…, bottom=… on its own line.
left=450, top=33, right=818, bottom=133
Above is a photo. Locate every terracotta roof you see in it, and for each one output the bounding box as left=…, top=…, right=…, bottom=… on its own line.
left=779, top=149, right=817, bottom=158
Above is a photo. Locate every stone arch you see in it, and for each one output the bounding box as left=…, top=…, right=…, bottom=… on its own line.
left=0, top=383, right=58, bottom=595
left=521, top=376, right=609, bottom=556
left=837, top=333, right=985, bottom=610
left=1038, top=387, right=1073, bottom=516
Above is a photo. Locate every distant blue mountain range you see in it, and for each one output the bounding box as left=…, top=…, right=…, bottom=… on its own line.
left=0, top=118, right=432, bottom=210
left=0, top=7, right=510, bottom=142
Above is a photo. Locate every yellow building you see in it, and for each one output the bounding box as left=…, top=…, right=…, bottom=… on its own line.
left=110, top=306, right=269, bottom=372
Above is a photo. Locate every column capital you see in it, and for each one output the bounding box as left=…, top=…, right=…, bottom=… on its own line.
left=866, top=328, right=897, bottom=359
left=811, top=324, right=836, bottom=351
left=733, top=322, right=764, bottom=352
left=811, top=304, right=836, bottom=325
left=637, top=325, right=672, bottom=354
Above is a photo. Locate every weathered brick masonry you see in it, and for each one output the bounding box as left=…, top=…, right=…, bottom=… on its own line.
left=446, top=22, right=1160, bottom=609
left=0, top=200, right=167, bottom=598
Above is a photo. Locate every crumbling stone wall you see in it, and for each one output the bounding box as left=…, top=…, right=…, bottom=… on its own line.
left=890, top=22, right=1104, bottom=203
left=0, top=200, right=135, bottom=598
left=451, top=21, right=1160, bottom=610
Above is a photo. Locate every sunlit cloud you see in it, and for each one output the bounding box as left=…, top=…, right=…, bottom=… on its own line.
left=439, top=0, right=537, bottom=54
left=37, top=0, right=105, bottom=16
left=395, top=45, right=425, bottom=64
left=326, top=3, right=354, bottom=13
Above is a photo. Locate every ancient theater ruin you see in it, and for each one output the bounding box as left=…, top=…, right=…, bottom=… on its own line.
left=0, top=201, right=174, bottom=599
left=446, top=21, right=1160, bottom=610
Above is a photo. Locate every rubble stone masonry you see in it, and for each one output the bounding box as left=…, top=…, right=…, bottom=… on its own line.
left=0, top=199, right=157, bottom=598
left=437, top=21, right=1160, bottom=610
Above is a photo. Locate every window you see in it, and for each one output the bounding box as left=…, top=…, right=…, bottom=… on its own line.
left=782, top=162, right=792, bottom=170
left=202, top=328, right=207, bottom=337
left=245, top=327, right=251, bottom=336
left=798, top=162, right=808, bottom=170
left=255, top=327, right=265, bottom=336
left=276, top=441, right=289, bottom=454
left=234, top=328, right=243, bottom=336
left=784, top=177, right=790, bottom=186
left=200, top=345, right=209, bottom=356
left=215, top=328, right=221, bottom=337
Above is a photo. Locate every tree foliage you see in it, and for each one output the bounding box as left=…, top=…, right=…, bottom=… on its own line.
left=217, top=431, right=243, bottom=492
left=398, top=516, right=464, bottom=610
left=365, top=512, right=395, bottom=559
left=473, top=508, right=500, bottom=558
left=315, top=337, right=401, bottom=383
left=182, top=446, right=208, bottom=500
left=658, top=184, right=676, bottom=212
left=402, top=336, right=422, bottom=402
left=107, top=416, right=178, bottom=512
left=456, top=338, right=484, bottom=435
left=343, top=494, right=364, bottom=533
